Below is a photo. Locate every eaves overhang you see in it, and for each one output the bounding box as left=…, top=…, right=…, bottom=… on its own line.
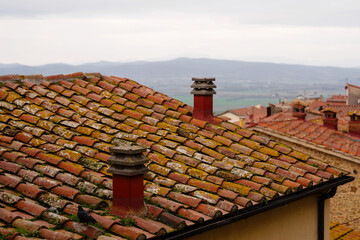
left=152, top=175, right=354, bottom=240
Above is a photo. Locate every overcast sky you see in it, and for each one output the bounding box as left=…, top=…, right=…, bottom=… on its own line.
left=0, top=0, right=359, bottom=67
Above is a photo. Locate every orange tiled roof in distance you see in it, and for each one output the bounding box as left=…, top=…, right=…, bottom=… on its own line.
left=257, top=118, right=360, bottom=158
left=326, top=94, right=347, bottom=106
left=227, top=105, right=267, bottom=121
left=330, top=222, right=360, bottom=239
left=291, top=100, right=309, bottom=107
left=307, top=103, right=360, bottom=132
left=259, top=111, right=297, bottom=123
left=0, top=73, right=353, bottom=239
left=308, top=100, right=328, bottom=111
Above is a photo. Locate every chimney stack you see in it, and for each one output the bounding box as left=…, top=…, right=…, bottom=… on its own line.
left=348, top=110, right=360, bottom=138
left=322, top=108, right=338, bottom=131
left=292, top=101, right=307, bottom=121
left=108, top=145, right=148, bottom=218
left=191, top=78, right=216, bottom=122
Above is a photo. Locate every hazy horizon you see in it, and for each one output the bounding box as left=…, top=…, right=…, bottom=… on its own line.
left=1, top=57, right=359, bottom=69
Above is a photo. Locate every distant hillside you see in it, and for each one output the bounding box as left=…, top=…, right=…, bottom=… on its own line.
left=1, top=58, right=359, bottom=112
left=1, top=58, right=360, bottom=84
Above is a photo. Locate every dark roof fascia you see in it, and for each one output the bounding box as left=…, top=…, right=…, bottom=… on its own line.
left=152, top=175, right=354, bottom=240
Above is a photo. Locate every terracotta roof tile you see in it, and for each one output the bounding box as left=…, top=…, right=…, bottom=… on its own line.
left=230, top=143, right=253, bottom=156
left=217, top=199, right=238, bottom=212
left=145, top=182, right=171, bottom=197
left=0, top=160, right=23, bottom=173
left=214, top=170, right=237, bottom=181
left=177, top=208, right=209, bottom=222
left=296, top=176, right=313, bottom=187
left=39, top=228, right=72, bottom=240
left=16, top=182, right=45, bottom=199
left=187, top=167, right=208, bottom=180
left=222, top=131, right=243, bottom=142
left=153, top=176, right=176, bottom=187
left=14, top=200, right=47, bottom=216
left=195, top=203, right=224, bottom=218
left=16, top=157, right=42, bottom=169
left=200, top=147, right=224, bottom=160
left=52, top=185, right=80, bottom=199
left=282, top=179, right=302, bottom=191
left=195, top=136, right=219, bottom=149
left=18, top=169, right=39, bottom=183
left=0, top=174, right=22, bottom=188
left=0, top=208, right=21, bottom=223
left=235, top=179, right=262, bottom=191
left=191, top=190, right=220, bottom=205
left=39, top=192, right=69, bottom=209
left=33, top=176, right=61, bottom=189
left=251, top=177, right=269, bottom=188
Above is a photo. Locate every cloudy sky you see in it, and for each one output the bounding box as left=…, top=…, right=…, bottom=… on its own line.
left=0, top=0, right=359, bottom=67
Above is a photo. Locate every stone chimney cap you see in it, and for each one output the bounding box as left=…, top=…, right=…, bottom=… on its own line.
left=192, top=78, right=215, bottom=82
left=108, top=145, right=148, bottom=168
left=191, top=89, right=216, bottom=95
left=191, top=77, right=216, bottom=95
left=191, top=82, right=217, bottom=89
left=109, top=145, right=145, bottom=155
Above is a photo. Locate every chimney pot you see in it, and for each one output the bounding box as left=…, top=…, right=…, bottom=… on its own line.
left=108, top=144, right=148, bottom=218
left=292, top=101, right=307, bottom=121
left=348, top=111, right=360, bottom=138
left=322, top=109, right=338, bottom=131
left=191, top=78, right=216, bottom=121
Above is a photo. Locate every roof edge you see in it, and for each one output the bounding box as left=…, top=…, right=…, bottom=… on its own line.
left=153, top=176, right=354, bottom=240
left=347, top=83, right=360, bottom=89
left=0, top=72, right=101, bottom=84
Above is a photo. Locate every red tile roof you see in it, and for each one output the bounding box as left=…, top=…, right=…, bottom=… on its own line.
left=224, top=105, right=267, bottom=122
left=259, top=111, right=297, bottom=123
left=307, top=103, right=360, bottom=132
left=308, top=101, right=328, bottom=111
left=0, top=73, right=351, bottom=239
left=326, top=94, right=347, bottom=106
left=258, top=119, right=360, bottom=158
left=309, top=103, right=360, bottom=117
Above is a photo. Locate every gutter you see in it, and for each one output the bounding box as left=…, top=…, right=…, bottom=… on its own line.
left=152, top=176, right=354, bottom=240
left=318, top=187, right=338, bottom=240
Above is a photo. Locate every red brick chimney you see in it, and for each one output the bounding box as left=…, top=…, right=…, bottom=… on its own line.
left=292, top=101, right=307, bottom=120
left=348, top=110, right=360, bottom=138
left=108, top=145, right=148, bottom=218
left=321, top=108, right=338, bottom=131
left=191, top=78, right=216, bottom=122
